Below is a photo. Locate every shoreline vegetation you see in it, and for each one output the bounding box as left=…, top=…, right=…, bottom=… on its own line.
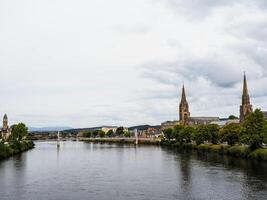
left=79, top=109, right=267, bottom=162
left=0, top=123, right=34, bottom=161
left=79, top=137, right=267, bottom=161
left=0, top=140, right=34, bottom=160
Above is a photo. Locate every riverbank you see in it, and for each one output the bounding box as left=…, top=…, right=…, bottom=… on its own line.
left=160, top=140, right=267, bottom=161
left=0, top=140, right=35, bottom=160
left=79, top=137, right=267, bottom=161
left=79, top=137, right=160, bottom=145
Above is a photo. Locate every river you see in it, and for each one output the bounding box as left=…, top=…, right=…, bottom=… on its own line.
left=0, top=141, right=266, bottom=200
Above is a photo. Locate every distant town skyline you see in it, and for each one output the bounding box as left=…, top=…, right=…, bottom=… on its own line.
left=1, top=0, right=267, bottom=127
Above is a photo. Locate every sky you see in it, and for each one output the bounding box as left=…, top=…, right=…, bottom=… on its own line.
left=1, top=0, right=267, bottom=128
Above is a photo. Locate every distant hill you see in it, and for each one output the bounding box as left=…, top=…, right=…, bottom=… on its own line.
left=29, top=126, right=73, bottom=132
left=63, top=127, right=106, bottom=133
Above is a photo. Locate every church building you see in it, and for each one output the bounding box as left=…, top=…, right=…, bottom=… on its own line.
left=179, top=85, right=219, bottom=126
left=1, top=114, right=11, bottom=141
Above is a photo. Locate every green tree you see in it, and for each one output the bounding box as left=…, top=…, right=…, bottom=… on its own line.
left=106, top=130, right=114, bottom=138
left=194, top=125, right=211, bottom=145
left=180, top=126, right=195, bottom=143
left=98, top=130, right=105, bottom=138
left=83, top=131, right=92, bottom=138
left=11, top=123, right=28, bottom=141
left=115, top=127, right=124, bottom=136
left=262, top=121, right=267, bottom=144
left=92, top=130, right=99, bottom=138
left=172, top=125, right=184, bottom=143
left=220, top=123, right=241, bottom=145
left=207, top=124, right=220, bottom=144
left=241, top=109, right=265, bottom=150
left=163, top=128, right=173, bottom=141
left=123, top=131, right=131, bottom=138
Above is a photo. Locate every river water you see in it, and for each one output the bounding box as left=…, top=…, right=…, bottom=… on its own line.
left=0, top=141, right=266, bottom=200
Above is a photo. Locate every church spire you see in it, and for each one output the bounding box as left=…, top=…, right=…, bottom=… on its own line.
left=240, top=73, right=253, bottom=123
left=242, top=72, right=250, bottom=104
left=179, top=84, right=190, bottom=125
left=181, top=84, right=187, bottom=103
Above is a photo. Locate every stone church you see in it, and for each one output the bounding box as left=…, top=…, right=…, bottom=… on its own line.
left=178, top=85, right=219, bottom=126
left=1, top=114, right=11, bottom=140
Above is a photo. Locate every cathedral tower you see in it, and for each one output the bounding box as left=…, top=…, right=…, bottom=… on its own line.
left=3, top=114, right=8, bottom=131
left=239, top=73, right=253, bottom=123
left=179, top=85, right=190, bottom=125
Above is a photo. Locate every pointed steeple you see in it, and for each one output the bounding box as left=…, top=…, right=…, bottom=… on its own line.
left=242, top=72, right=250, bottom=104
left=181, top=84, right=187, bottom=103
left=240, top=72, right=253, bottom=123
left=179, top=84, right=190, bottom=125
left=3, top=114, right=7, bottom=120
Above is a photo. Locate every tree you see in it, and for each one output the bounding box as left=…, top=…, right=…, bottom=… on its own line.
left=92, top=130, right=99, bottom=138
left=207, top=124, right=220, bottom=144
left=115, top=127, right=124, bottom=136
left=241, top=109, right=265, bottom=150
left=220, top=123, right=241, bottom=145
left=11, top=123, right=28, bottom=141
left=106, top=130, right=114, bottom=138
left=172, top=125, right=184, bottom=143
left=83, top=131, right=92, bottom=138
left=194, top=125, right=211, bottom=145
left=180, top=126, right=195, bottom=143
left=123, top=131, right=131, bottom=138
left=98, top=130, right=105, bottom=138
left=163, top=128, right=173, bottom=141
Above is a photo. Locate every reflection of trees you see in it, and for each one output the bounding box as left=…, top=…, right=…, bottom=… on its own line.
left=173, top=149, right=192, bottom=199
left=195, top=151, right=267, bottom=200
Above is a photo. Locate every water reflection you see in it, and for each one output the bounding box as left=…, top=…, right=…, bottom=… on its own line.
left=0, top=141, right=266, bottom=200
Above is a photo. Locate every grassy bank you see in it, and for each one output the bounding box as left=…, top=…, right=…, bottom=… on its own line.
left=79, top=137, right=160, bottom=145
left=160, top=140, right=267, bottom=161
left=0, top=140, right=35, bottom=160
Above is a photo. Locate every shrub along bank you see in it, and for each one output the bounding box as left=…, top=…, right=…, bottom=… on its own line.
left=160, top=140, right=267, bottom=161
left=0, top=140, right=34, bottom=160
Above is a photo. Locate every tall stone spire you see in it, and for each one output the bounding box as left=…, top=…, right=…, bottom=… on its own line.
left=240, top=73, right=253, bottom=123
left=179, top=85, right=190, bottom=125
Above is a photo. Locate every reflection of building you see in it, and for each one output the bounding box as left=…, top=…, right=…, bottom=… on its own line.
left=240, top=73, right=253, bottom=123
left=1, top=114, right=11, bottom=140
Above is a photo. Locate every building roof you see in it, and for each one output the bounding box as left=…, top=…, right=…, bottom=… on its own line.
left=189, top=117, right=220, bottom=121
left=3, top=114, right=7, bottom=120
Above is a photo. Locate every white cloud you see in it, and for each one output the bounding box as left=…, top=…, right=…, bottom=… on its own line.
left=0, top=0, right=267, bottom=127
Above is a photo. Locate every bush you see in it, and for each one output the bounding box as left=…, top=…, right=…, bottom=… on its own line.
left=226, top=146, right=249, bottom=158
left=249, top=148, right=267, bottom=161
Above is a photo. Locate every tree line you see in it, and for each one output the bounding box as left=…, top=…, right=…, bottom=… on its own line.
left=163, top=109, right=267, bottom=150
left=81, top=126, right=132, bottom=138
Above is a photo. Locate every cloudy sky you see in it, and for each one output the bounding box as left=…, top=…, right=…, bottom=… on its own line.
left=1, top=0, right=267, bottom=128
